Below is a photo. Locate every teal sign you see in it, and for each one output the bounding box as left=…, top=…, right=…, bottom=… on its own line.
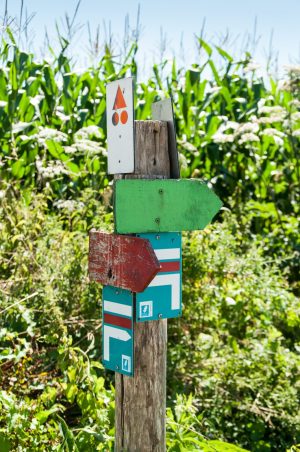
left=136, top=232, right=182, bottom=322
left=102, top=286, right=134, bottom=376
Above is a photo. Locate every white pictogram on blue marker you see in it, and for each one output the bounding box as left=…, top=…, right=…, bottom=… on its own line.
left=122, top=355, right=131, bottom=372
left=140, top=301, right=153, bottom=318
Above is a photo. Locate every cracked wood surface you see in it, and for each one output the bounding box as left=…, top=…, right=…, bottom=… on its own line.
left=115, top=120, right=169, bottom=452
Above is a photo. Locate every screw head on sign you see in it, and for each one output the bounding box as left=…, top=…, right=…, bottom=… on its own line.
left=158, top=314, right=162, bottom=318
left=155, top=218, right=160, bottom=224
left=156, top=235, right=160, bottom=240
left=158, top=189, right=163, bottom=194
left=112, top=112, right=119, bottom=126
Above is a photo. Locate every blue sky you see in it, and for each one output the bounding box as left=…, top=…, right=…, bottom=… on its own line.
left=2, top=0, right=300, bottom=76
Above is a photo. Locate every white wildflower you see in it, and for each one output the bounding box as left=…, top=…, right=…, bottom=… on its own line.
left=221, top=121, right=239, bottom=131
left=181, top=142, right=197, bottom=152
left=74, top=126, right=102, bottom=140
left=19, top=134, right=31, bottom=141
left=54, top=199, right=84, bottom=213
left=277, top=79, right=291, bottom=91
left=291, top=112, right=300, bottom=122
left=12, top=122, right=32, bottom=134
left=258, top=115, right=285, bottom=124
left=261, top=128, right=285, bottom=138
left=273, top=136, right=284, bottom=146
left=284, top=64, right=300, bottom=75
left=289, top=100, right=300, bottom=108
left=64, top=139, right=105, bottom=155
left=37, top=127, right=68, bottom=144
left=212, top=132, right=234, bottom=144
left=0, top=100, right=7, bottom=107
left=259, top=105, right=286, bottom=115
left=238, top=133, right=260, bottom=145
left=249, top=115, right=258, bottom=123
left=292, top=129, right=300, bottom=137
left=235, top=122, right=259, bottom=135
left=261, top=128, right=285, bottom=146
left=35, top=157, right=69, bottom=179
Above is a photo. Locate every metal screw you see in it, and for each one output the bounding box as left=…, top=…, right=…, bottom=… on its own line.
left=158, top=314, right=162, bottom=318
left=116, top=365, right=119, bottom=370
left=156, top=235, right=160, bottom=240
left=155, top=218, right=160, bottom=224
left=116, top=290, right=119, bottom=295
left=158, top=189, right=163, bottom=194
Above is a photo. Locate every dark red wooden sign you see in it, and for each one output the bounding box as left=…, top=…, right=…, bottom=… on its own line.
left=88, top=231, right=160, bottom=292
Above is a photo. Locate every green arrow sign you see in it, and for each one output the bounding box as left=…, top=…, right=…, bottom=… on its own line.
left=114, top=179, right=222, bottom=233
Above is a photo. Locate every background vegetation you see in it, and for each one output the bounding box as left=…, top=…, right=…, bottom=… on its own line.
left=0, top=7, right=299, bottom=451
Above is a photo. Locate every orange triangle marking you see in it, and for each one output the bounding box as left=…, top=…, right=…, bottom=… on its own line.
left=113, top=86, right=127, bottom=110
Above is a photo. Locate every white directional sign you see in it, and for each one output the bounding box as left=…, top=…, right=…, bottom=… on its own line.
left=106, top=77, right=135, bottom=174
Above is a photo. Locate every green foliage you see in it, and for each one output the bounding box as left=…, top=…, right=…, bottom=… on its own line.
left=168, top=217, right=300, bottom=451
left=0, top=28, right=299, bottom=451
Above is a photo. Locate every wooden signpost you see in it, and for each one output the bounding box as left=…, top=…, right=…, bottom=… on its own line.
left=88, top=77, right=222, bottom=451
left=152, top=99, right=180, bottom=178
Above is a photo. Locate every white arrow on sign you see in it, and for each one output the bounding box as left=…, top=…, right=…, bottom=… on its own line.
left=148, top=273, right=180, bottom=310
left=103, top=325, right=131, bottom=361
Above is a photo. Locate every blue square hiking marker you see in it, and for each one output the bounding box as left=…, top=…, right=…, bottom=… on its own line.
left=102, top=286, right=134, bottom=376
left=135, top=232, right=182, bottom=322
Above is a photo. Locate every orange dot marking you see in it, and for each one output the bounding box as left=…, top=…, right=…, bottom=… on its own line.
left=112, top=112, right=119, bottom=126
left=121, top=110, right=128, bottom=125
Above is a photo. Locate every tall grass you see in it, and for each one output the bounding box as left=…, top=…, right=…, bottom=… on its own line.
left=0, top=19, right=299, bottom=287
left=0, top=11, right=299, bottom=451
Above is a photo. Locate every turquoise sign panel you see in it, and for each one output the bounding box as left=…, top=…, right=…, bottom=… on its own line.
left=102, top=286, right=134, bottom=376
left=135, top=232, right=182, bottom=322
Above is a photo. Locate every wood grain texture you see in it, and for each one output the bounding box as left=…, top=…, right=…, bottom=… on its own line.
left=115, top=120, right=169, bottom=452
left=88, top=232, right=160, bottom=292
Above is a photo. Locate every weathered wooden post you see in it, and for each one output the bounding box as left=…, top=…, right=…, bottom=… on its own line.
left=88, top=78, right=222, bottom=452
left=115, top=120, right=170, bottom=451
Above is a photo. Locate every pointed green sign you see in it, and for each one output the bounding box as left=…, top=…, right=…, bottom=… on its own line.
left=114, top=179, right=222, bottom=234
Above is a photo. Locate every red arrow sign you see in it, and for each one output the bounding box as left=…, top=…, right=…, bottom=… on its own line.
left=88, top=232, right=160, bottom=292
